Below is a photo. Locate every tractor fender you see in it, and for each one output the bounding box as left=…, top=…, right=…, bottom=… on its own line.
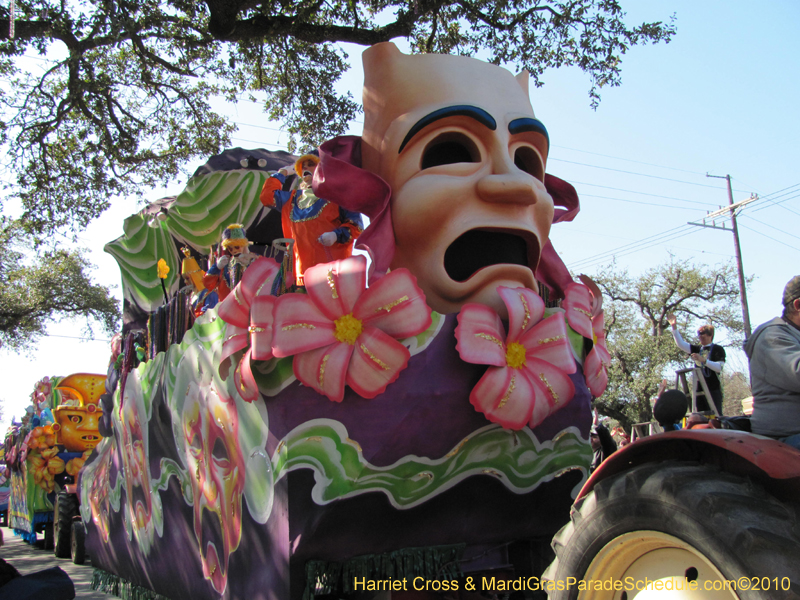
left=581, top=429, right=800, bottom=504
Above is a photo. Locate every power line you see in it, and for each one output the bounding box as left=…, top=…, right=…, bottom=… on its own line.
left=43, top=334, right=112, bottom=342
left=580, top=193, right=710, bottom=211
left=571, top=179, right=719, bottom=207
left=229, top=136, right=286, bottom=149
left=548, top=158, right=751, bottom=192
left=739, top=214, right=800, bottom=243
left=567, top=224, right=698, bottom=270
left=749, top=182, right=800, bottom=203
left=551, top=144, right=708, bottom=176
left=573, top=227, right=701, bottom=271
left=232, top=121, right=286, bottom=133
left=749, top=189, right=800, bottom=217
left=738, top=223, right=800, bottom=252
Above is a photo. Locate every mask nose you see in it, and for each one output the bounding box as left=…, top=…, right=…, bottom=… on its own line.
left=476, top=172, right=540, bottom=205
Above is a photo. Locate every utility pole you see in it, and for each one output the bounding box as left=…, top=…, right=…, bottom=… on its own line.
left=688, top=174, right=755, bottom=338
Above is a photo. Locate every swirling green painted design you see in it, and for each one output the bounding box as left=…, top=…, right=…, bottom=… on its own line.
left=162, top=310, right=274, bottom=525
left=105, top=169, right=270, bottom=313
left=273, top=419, right=590, bottom=510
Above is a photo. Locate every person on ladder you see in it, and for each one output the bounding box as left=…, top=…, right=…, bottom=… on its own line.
left=667, top=313, right=726, bottom=415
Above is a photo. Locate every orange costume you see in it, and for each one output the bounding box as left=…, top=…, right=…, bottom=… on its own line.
left=260, top=172, right=363, bottom=284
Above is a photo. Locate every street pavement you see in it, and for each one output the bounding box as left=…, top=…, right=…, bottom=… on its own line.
left=0, top=525, right=118, bottom=599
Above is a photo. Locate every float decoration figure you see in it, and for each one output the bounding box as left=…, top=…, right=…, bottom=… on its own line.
left=260, top=154, right=364, bottom=286
left=203, top=224, right=258, bottom=302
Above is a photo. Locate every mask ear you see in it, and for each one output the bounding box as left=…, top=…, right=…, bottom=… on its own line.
left=515, top=70, right=530, bottom=96
left=535, top=175, right=582, bottom=300
left=314, top=136, right=394, bottom=282
left=544, top=174, right=580, bottom=224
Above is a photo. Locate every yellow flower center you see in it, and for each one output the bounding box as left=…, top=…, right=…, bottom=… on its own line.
left=334, top=313, right=363, bottom=345
left=505, top=342, right=527, bottom=369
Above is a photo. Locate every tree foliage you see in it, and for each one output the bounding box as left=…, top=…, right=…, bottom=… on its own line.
left=591, top=258, right=745, bottom=428
left=0, top=1, right=674, bottom=233
left=720, top=370, right=750, bottom=417
left=0, top=218, right=121, bottom=352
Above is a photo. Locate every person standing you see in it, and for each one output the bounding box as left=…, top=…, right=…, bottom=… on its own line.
left=745, top=275, right=800, bottom=450
left=590, top=408, right=618, bottom=472
left=667, top=314, right=726, bottom=414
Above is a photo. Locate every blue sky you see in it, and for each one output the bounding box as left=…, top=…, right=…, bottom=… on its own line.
left=3, top=1, right=799, bottom=426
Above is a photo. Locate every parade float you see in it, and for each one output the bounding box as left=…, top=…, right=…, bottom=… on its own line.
left=0, top=447, right=9, bottom=527
left=4, top=373, right=105, bottom=563
left=79, top=43, right=800, bottom=600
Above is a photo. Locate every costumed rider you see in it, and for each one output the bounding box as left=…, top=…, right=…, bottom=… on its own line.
left=180, top=247, right=211, bottom=317
left=745, top=275, right=800, bottom=451
left=667, top=313, right=726, bottom=415
left=259, top=153, right=363, bottom=286
left=203, top=224, right=257, bottom=302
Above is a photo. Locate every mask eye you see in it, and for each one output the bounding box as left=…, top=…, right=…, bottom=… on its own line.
left=70, top=415, right=82, bottom=424
left=421, top=132, right=479, bottom=169
left=514, top=146, right=544, bottom=181
left=212, top=437, right=229, bottom=462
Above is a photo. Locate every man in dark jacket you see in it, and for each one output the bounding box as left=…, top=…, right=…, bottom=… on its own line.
left=745, top=275, right=800, bottom=450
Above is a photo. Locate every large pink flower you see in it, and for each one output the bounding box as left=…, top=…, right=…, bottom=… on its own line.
left=563, top=278, right=610, bottom=398
left=216, top=257, right=280, bottom=402
left=272, top=255, right=432, bottom=402
left=455, top=286, right=576, bottom=430
left=34, top=377, right=52, bottom=397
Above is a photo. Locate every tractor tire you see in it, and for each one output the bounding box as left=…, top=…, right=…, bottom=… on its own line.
left=42, top=521, right=54, bottom=550
left=71, top=521, right=86, bottom=565
left=54, top=491, right=78, bottom=559
left=544, top=461, right=800, bottom=600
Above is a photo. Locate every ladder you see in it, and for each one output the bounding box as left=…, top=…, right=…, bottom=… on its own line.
left=675, top=366, right=720, bottom=416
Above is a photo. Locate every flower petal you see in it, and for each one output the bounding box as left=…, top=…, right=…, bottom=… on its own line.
left=525, top=358, right=576, bottom=429
left=303, top=255, right=367, bottom=320
left=221, top=324, right=250, bottom=366
left=217, top=285, right=250, bottom=328
left=592, top=312, right=607, bottom=346
left=293, top=343, right=354, bottom=402
left=234, top=348, right=261, bottom=403
left=520, top=313, right=576, bottom=374
left=272, top=294, right=336, bottom=357
left=240, top=257, right=281, bottom=304
left=562, top=282, right=594, bottom=339
left=354, top=268, right=432, bottom=338
left=249, top=295, right=275, bottom=361
left=578, top=274, right=603, bottom=316
left=455, top=304, right=507, bottom=367
left=345, top=327, right=411, bottom=399
left=585, top=344, right=611, bottom=398
left=497, top=286, right=545, bottom=341
left=470, top=366, right=535, bottom=430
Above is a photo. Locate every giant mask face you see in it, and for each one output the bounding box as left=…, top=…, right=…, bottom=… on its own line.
left=85, top=439, right=114, bottom=544
left=182, top=380, right=246, bottom=594
left=116, top=371, right=162, bottom=554
left=54, top=405, right=102, bottom=452
left=362, top=43, right=553, bottom=315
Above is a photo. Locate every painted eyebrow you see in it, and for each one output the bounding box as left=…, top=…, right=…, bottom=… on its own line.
left=508, top=118, right=549, bottom=154
left=398, top=105, right=497, bottom=153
